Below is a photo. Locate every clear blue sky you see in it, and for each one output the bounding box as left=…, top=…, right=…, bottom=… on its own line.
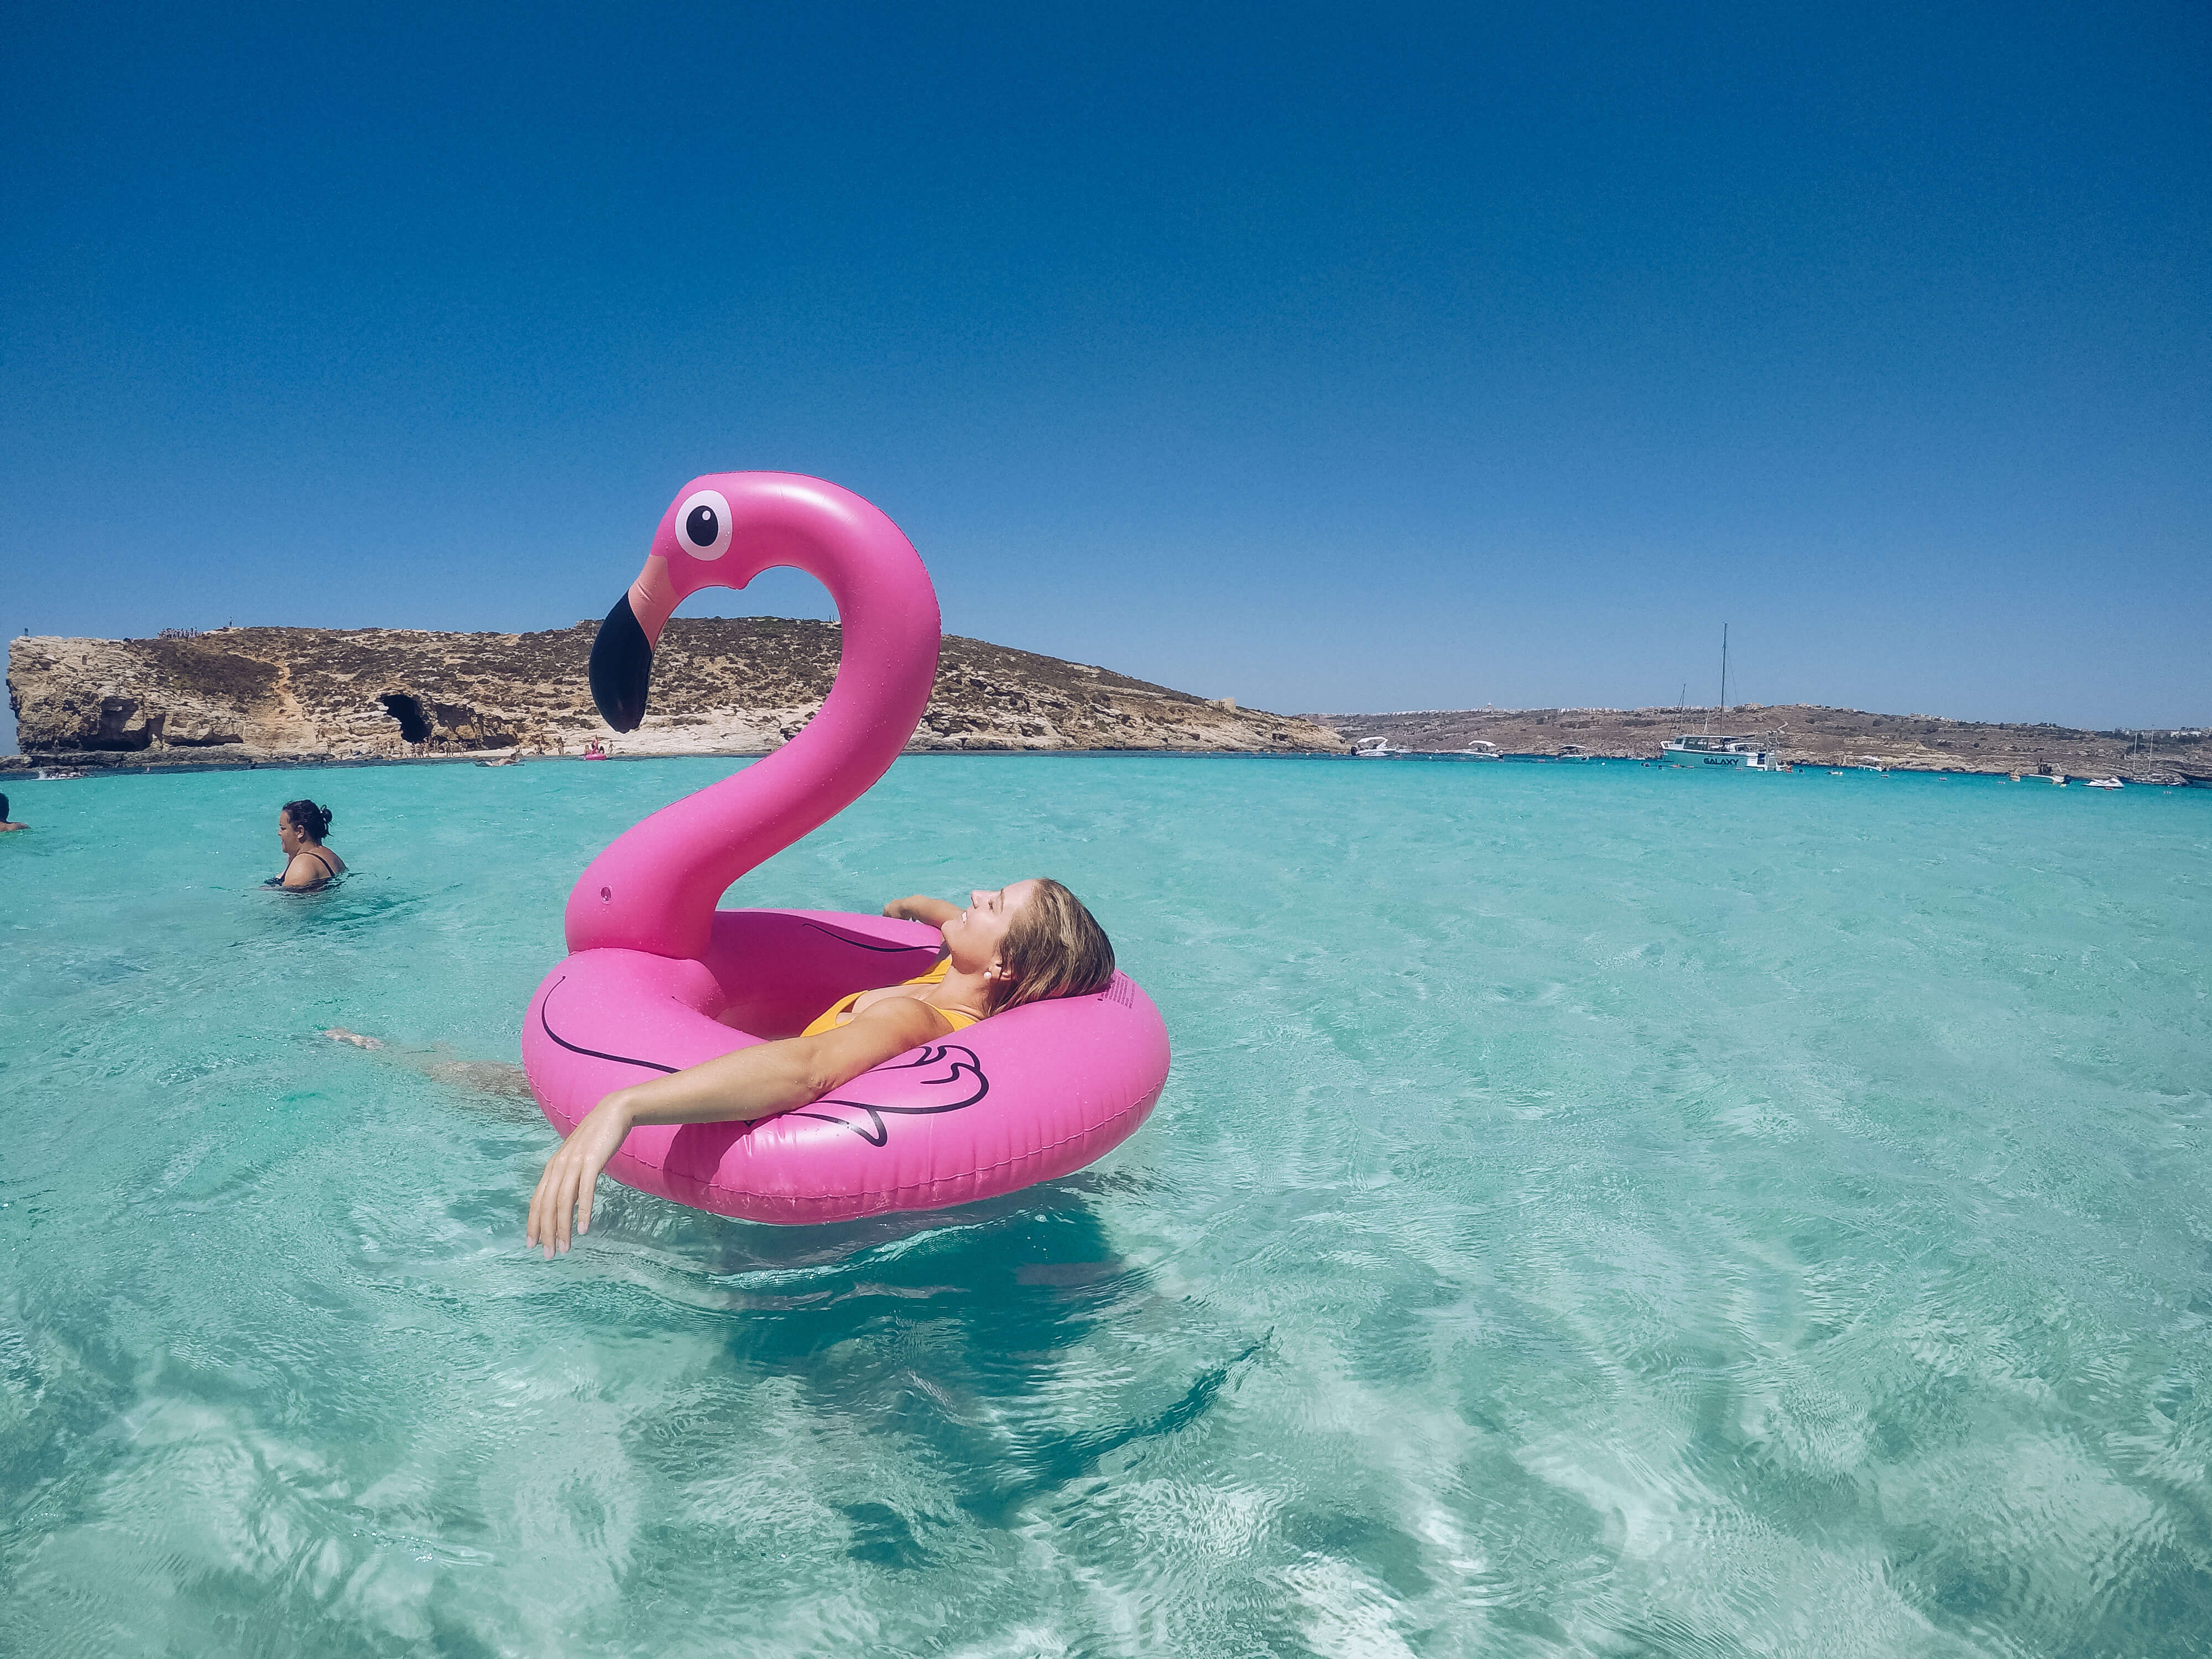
left=5, top=1, right=2206, bottom=753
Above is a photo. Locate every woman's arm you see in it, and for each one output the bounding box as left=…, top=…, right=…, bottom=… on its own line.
left=882, top=893, right=960, bottom=927
left=280, top=853, right=324, bottom=889
left=526, top=997, right=948, bottom=1256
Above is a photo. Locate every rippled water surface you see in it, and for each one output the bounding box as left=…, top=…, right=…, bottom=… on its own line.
left=3, top=757, right=2210, bottom=1656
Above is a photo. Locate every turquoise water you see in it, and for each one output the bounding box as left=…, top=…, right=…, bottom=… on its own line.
left=3, top=757, right=2209, bottom=1656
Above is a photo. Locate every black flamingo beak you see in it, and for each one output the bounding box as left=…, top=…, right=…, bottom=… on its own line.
left=589, top=593, right=654, bottom=732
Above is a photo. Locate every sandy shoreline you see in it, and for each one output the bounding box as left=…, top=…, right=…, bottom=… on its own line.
left=11, top=743, right=2209, bottom=785
left=0, top=745, right=1355, bottom=780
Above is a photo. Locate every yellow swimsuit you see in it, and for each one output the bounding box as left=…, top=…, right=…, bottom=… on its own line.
left=801, top=958, right=983, bottom=1039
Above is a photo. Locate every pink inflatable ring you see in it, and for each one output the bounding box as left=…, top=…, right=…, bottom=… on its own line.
left=520, top=473, right=1171, bottom=1224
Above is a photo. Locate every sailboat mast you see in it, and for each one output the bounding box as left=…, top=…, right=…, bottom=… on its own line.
left=1720, top=624, right=1729, bottom=721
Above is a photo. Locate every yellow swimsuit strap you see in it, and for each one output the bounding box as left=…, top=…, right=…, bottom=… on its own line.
left=801, top=958, right=982, bottom=1039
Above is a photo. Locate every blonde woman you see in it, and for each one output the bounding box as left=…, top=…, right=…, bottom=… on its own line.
left=527, top=879, right=1115, bottom=1254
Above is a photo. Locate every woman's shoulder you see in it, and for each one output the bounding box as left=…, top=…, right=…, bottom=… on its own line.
left=816, top=992, right=958, bottom=1053
left=843, top=984, right=965, bottom=1034
left=280, top=848, right=343, bottom=886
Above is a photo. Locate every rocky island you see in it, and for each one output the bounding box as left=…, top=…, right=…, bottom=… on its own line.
left=1318, top=705, right=2208, bottom=782
left=11, top=626, right=2201, bottom=783
left=6, top=621, right=1347, bottom=768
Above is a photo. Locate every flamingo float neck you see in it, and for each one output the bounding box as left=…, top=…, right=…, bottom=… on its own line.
left=564, top=473, right=940, bottom=961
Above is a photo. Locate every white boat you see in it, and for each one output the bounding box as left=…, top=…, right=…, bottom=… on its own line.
left=1661, top=734, right=1781, bottom=770
left=1556, top=744, right=1594, bottom=761
left=2084, top=776, right=2123, bottom=790
left=1352, top=737, right=1402, bottom=758
left=1664, top=625, right=1783, bottom=771
left=1457, top=741, right=1502, bottom=760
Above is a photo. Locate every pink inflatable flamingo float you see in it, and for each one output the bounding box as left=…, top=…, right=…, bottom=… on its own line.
left=520, top=473, right=1171, bottom=1224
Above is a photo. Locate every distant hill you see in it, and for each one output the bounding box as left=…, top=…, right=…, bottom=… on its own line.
left=1314, top=705, right=2208, bottom=781
left=5, top=620, right=1347, bottom=766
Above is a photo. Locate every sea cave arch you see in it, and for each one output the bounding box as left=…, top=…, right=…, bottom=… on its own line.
left=378, top=692, right=432, bottom=744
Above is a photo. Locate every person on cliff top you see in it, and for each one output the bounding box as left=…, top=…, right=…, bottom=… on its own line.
left=269, top=799, right=346, bottom=889
left=0, top=794, right=24, bottom=832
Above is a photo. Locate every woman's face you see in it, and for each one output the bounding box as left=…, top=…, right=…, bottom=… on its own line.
left=941, top=880, right=1039, bottom=973
left=277, top=810, right=304, bottom=854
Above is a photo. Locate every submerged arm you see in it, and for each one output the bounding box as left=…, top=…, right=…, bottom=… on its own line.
left=526, top=997, right=948, bottom=1256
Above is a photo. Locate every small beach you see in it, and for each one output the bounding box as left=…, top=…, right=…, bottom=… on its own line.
left=4, top=758, right=2207, bottom=1653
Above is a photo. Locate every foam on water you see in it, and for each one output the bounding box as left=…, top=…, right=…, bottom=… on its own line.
left=2, top=758, right=2208, bottom=1655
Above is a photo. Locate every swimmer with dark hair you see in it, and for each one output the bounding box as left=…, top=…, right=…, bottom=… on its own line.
left=270, top=799, right=346, bottom=889
left=0, top=794, right=23, bottom=832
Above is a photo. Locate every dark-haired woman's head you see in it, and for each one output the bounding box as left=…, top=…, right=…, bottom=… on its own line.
left=278, top=799, right=333, bottom=852
left=0, top=794, right=9, bottom=822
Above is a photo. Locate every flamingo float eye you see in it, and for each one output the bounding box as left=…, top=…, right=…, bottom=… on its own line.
left=675, top=489, right=732, bottom=560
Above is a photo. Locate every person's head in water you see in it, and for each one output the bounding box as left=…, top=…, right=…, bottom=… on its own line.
left=278, top=799, right=333, bottom=855
left=0, top=792, right=18, bottom=831
left=941, top=878, right=1116, bottom=1013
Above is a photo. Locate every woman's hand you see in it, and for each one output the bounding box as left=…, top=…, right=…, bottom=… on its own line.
left=527, top=1091, right=636, bottom=1258
left=524, top=1000, right=948, bottom=1258
left=883, top=894, right=960, bottom=926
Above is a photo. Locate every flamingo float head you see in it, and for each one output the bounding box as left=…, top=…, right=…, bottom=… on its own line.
left=591, top=473, right=823, bottom=732
left=565, top=472, right=941, bottom=959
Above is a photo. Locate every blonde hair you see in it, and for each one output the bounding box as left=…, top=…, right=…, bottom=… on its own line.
left=990, top=880, right=1117, bottom=1013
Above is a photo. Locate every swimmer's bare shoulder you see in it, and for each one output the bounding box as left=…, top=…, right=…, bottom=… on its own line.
left=282, top=850, right=347, bottom=889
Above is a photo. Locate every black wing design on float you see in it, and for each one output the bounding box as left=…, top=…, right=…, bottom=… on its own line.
left=790, top=1044, right=990, bottom=1147
left=799, top=920, right=941, bottom=955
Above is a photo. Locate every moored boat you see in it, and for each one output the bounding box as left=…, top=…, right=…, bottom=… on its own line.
left=1661, top=734, right=1781, bottom=770
left=1663, top=625, right=1783, bottom=771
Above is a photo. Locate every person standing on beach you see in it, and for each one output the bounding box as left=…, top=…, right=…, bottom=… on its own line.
left=0, top=794, right=24, bottom=832
left=271, top=799, right=345, bottom=888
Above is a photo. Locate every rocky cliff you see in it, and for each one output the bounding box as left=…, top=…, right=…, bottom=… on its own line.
left=6, top=621, right=1345, bottom=765
left=1317, top=705, right=2208, bottom=780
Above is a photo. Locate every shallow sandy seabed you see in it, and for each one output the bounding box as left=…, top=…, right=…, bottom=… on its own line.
left=3, top=758, right=2209, bottom=1656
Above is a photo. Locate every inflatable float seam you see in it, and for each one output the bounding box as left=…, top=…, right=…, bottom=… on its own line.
left=672, top=1088, right=1160, bottom=1207
left=797, top=920, right=933, bottom=954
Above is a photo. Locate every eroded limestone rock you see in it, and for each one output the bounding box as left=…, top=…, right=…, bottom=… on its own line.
left=8, top=622, right=1347, bottom=765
